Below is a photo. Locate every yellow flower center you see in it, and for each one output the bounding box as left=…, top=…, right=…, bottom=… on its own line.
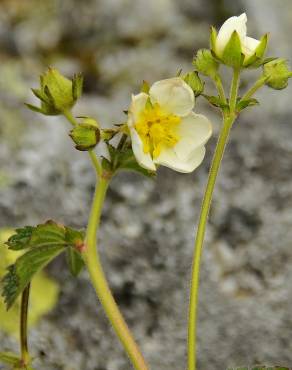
left=135, top=102, right=181, bottom=158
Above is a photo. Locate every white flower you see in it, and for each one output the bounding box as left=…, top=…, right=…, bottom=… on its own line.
left=215, top=13, right=260, bottom=60
left=127, top=77, right=212, bottom=173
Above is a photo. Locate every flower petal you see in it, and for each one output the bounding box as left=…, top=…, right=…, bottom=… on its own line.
left=216, top=13, right=247, bottom=56
left=242, top=36, right=260, bottom=57
left=129, top=128, right=156, bottom=171
left=149, top=77, right=194, bottom=117
left=127, top=92, right=149, bottom=127
left=174, top=113, right=212, bottom=161
left=154, top=146, right=206, bottom=173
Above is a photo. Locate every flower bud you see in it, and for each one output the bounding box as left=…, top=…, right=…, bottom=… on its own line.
left=26, top=68, right=83, bottom=115
left=183, top=71, right=204, bottom=97
left=69, top=117, right=100, bottom=151
left=263, top=58, right=292, bottom=90
left=193, top=49, right=219, bottom=78
left=211, top=13, right=268, bottom=69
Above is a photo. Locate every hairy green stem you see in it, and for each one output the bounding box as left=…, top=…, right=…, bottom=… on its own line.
left=20, top=283, right=30, bottom=366
left=213, top=74, right=227, bottom=104
left=240, top=75, right=267, bottom=101
left=83, top=177, right=149, bottom=370
left=229, top=67, right=240, bottom=113
left=188, top=68, right=240, bottom=370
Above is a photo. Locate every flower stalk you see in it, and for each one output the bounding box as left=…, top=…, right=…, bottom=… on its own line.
left=187, top=68, right=240, bottom=370
left=62, top=110, right=149, bottom=370
left=83, top=176, right=149, bottom=370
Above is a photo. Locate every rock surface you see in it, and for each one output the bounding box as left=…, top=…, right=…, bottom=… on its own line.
left=1, top=0, right=292, bottom=369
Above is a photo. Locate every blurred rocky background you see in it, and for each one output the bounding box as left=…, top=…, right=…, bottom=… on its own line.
left=1, top=0, right=292, bottom=369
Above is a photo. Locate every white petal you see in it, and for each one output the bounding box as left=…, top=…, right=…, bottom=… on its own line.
left=242, top=36, right=260, bottom=57
left=129, top=128, right=156, bottom=171
left=127, top=92, right=148, bottom=128
left=149, top=77, right=194, bottom=117
left=154, top=146, right=206, bottom=173
left=174, top=113, right=212, bottom=161
left=216, top=13, right=247, bottom=56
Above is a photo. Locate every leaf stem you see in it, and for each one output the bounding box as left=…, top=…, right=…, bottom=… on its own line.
left=83, top=177, right=149, bottom=370
left=187, top=68, right=240, bottom=370
left=20, top=283, right=30, bottom=366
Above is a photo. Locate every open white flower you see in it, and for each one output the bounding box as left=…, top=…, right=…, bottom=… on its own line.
left=215, top=13, right=260, bottom=60
left=127, top=77, right=212, bottom=173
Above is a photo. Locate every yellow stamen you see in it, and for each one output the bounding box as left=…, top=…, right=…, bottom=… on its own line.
left=135, top=103, right=181, bottom=158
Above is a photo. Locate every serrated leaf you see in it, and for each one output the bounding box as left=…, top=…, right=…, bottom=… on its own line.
left=0, top=352, right=19, bottom=366
left=2, top=244, right=65, bottom=309
left=6, top=226, right=34, bottom=251
left=237, top=98, right=259, bottom=111
left=202, top=94, right=229, bottom=110
left=66, top=247, right=85, bottom=277
left=6, top=221, right=66, bottom=251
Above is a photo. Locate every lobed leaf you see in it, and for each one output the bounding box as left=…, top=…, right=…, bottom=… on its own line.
left=2, top=244, right=65, bottom=309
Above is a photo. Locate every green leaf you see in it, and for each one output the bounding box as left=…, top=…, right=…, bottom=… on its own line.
left=115, top=147, right=156, bottom=178
left=6, top=226, right=34, bottom=251
left=65, top=227, right=85, bottom=277
left=2, top=244, right=65, bottom=309
left=222, top=31, right=243, bottom=68
left=66, top=247, right=85, bottom=277
left=0, top=352, right=19, bottom=366
left=202, top=94, right=229, bottom=110
left=6, top=221, right=66, bottom=251
left=236, top=98, right=259, bottom=112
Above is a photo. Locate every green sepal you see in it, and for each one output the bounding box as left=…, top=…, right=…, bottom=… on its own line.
left=183, top=71, right=204, bottom=97
left=25, top=103, right=46, bottom=114
left=210, top=26, right=217, bottom=51
left=2, top=244, right=65, bottom=309
left=236, top=98, right=259, bottom=112
left=66, top=247, right=85, bottom=277
left=193, top=49, right=219, bottom=78
left=141, top=80, right=150, bottom=94
left=244, top=33, right=269, bottom=68
left=222, top=31, right=244, bottom=68
left=72, top=73, right=84, bottom=101
left=69, top=123, right=100, bottom=151
left=0, top=352, right=20, bottom=366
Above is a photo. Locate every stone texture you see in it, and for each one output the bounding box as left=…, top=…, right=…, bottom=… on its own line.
left=0, top=0, right=292, bottom=369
